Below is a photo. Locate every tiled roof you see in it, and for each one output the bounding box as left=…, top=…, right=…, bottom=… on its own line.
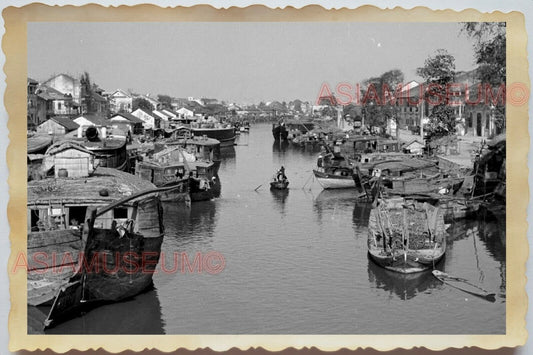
left=50, top=116, right=80, bottom=131
left=36, top=85, right=72, bottom=101
left=110, top=112, right=144, bottom=124
left=74, top=114, right=108, bottom=126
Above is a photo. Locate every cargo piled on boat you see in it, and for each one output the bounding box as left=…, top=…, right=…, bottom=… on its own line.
left=367, top=196, right=447, bottom=273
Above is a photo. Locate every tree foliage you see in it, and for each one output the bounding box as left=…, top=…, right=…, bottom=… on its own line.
left=462, top=22, right=506, bottom=86
left=133, top=97, right=154, bottom=111
left=462, top=22, right=506, bottom=130
left=157, top=94, right=172, bottom=109
left=360, top=69, right=404, bottom=134
left=416, top=49, right=457, bottom=135
left=80, top=71, right=95, bottom=114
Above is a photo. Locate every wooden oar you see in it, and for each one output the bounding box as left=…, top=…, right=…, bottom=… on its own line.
left=432, top=270, right=496, bottom=302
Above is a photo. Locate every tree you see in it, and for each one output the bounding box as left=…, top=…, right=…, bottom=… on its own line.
left=416, top=49, right=457, bottom=135
left=133, top=97, right=154, bottom=111
left=80, top=71, right=95, bottom=114
left=361, top=69, right=404, bottom=138
left=157, top=94, right=172, bottom=109
left=462, top=22, right=505, bottom=86
left=462, top=22, right=506, bottom=131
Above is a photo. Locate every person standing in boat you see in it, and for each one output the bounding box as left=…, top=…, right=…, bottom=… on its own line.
left=277, top=166, right=287, bottom=182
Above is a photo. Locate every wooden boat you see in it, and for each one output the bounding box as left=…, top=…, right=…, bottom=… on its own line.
left=28, top=134, right=53, bottom=154
left=313, top=152, right=355, bottom=189
left=270, top=167, right=289, bottom=190
left=284, top=119, right=316, bottom=139
left=159, top=134, right=222, bottom=176
left=469, top=134, right=506, bottom=198
left=59, top=126, right=129, bottom=171
left=27, top=166, right=176, bottom=328
left=367, top=256, right=441, bottom=300
left=190, top=122, right=236, bottom=147
left=354, top=157, right=464, bottom=196
left=136, top=146, right=219, bottom=202
left=368, top=196, right=447, bottom=273
left=270, top=180, right=289, bottom=190
left=432, top=270, right=496, bottom=302
left=272, top=122, right=289, bottom=141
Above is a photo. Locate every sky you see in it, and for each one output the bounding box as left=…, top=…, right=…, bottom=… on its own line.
left=28, top=22, right=478, bottom=104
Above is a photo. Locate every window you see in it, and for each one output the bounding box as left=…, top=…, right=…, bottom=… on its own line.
left=114, top=208, right=128, bottom=219
left=486, top=113, right=490, bottom=129
left=57, top=102, right=62, bottom=110
left=468, top=113, right=473, bottom=128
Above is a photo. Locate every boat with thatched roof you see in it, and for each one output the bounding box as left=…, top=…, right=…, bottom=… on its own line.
left=27, top=143, right=177, bottom=328
left=59, top=126, right=129, bottom=171
left=136, top=145, right=219, bottom=202
left=28, top=133, right=53, bottom=154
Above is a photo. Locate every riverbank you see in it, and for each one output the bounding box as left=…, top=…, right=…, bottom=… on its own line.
left=398, top=129, right=485, bottom=169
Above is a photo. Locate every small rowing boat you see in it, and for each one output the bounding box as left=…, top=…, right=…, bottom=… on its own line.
left=432, top=270, right=496, bottom=302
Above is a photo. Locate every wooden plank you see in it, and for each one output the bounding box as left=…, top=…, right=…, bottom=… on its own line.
left=28, top=229, right=81, bottom=249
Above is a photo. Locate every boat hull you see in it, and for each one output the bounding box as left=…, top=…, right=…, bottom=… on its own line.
left=368, top=248, right=445, bottom=273
left=272, top=125, right=289, bottom=141
left=43, top=229, right=164, bottom=328
left=313, top=170, right=356, bottom=189
left=191, top=127, right=236, bottom=147
left=270, top=181, right=289, bottom=190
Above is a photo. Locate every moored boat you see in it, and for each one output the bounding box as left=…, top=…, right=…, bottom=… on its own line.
left=136, top=145, right=219, bottom=202
left=272, top=122, right=289, bottom=141
left=28, top=133, right=53, bottom=154
left=313, top=151, right=355, bottom=189
left=190, top=121, right=236, bottom=147
left=161, top=134, right=222, bottom=176
left=27, top=160, right=175, bottom=328
left=59, top=126, right=129, bottom=171
left=368, top=196, right=447, bottom=273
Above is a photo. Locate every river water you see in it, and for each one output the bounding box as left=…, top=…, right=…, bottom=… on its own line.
left=45, top=123, right=506, bottom=334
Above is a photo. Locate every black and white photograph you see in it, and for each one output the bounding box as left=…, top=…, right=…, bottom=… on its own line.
left=4, top=4, right=530, bottom=352
left=23, top=18, right=508, bottom=335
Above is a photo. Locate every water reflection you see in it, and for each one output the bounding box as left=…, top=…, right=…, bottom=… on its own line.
left=446, top=211, right=506, bottom=297
left=163, top=200, right=218, bottom=246
left=446, top=213, right=506, bottom=263
left=219, top=146, right=236, bottom=171
left=272, top=140, right=289, bottom=153
left=352, top=201, right=372, bottom=231
left=313, top=189, right=358, bottom=225
left=42, top=288, right=164, bottom=334
left=367, top=256, right=441, bottom=300
left=270, top=188, right=289, bottom=215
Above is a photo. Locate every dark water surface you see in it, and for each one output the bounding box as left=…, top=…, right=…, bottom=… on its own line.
left=46, top=123, right=505, bottom=334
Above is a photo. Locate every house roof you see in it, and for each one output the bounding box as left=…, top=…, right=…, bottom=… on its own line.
left=133, top=108, right=156, bottom=118
left=92, top=92, right=108, bottom=102
left=396, top=81, right=422, bottom=99
left=27, top=78, right=39, bottom=85
left=45, top=140, right=94, bottom=156
left=43, top=73, right=79, bottom=84
left=110, top=112, right=144, bottom=124
left=110, top=89, right=132, bottom=98
left=402, top=139, right=425, bottom=148
left=152, top=110, right=171, bottom=120
left=36, top=85, right=72, bottom=101
left=162, top=109, right=179, bottom=116
left=74, top=114, right=108, bottom=126
left=141, top=95, right=160, bottom=104
left=49, top=116, right=80, bottom=131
